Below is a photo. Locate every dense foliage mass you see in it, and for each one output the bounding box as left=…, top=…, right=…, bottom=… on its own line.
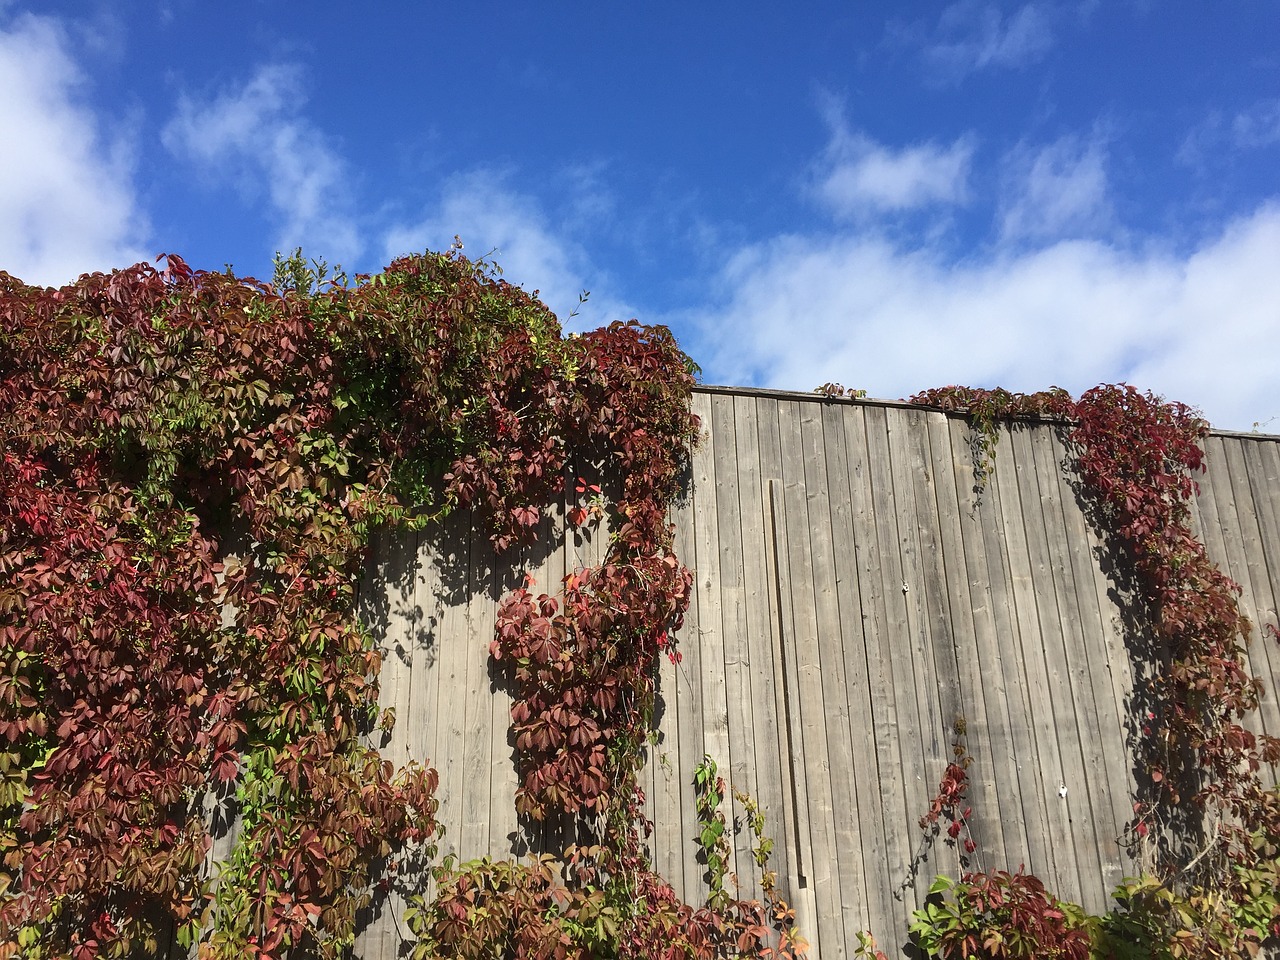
left=0, top=250, right=804, bottom=960
left=2, top=246, right=1276, bottom=960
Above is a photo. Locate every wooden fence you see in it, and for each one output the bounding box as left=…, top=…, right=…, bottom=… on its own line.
left=351, top=386, right=1280, bottom=959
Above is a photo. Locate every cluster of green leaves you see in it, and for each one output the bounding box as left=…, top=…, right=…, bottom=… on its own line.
left=406, top=841, right=804, bottom=960
left=907, top=383, right=1280, bottom=958
left=692, top=755, right=731, bottom=909
left=911, top=861, right=1280, bottom=960
left=909, top=385, right=1072, bottom=495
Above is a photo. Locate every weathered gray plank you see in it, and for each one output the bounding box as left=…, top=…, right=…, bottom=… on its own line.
left=1045, top=427, right=1136, bottom=895
left=734, top=393, right=794, bottom=895
left=711, top=393, right=764, bottom=900
left=1241, top=438, right=1280, bottom=778
left=977, top=424, right=1059, bottom=890
left=776, top=399, right=841, bottom=956
left=945, top=417, right=1030, bottom=874
left=1025, top=425, right=1113, bottom=909
left=885, top=406, right=954, bottom=917
left=1201, top=436, right=1274, bottom=750
left=821, top=401, right=886, bottom=940
left=678, top=391, right=718, bottom=899
left=1221, top=438, right=1280, bottom=746
left=923, top=412, right=1009, bottom=876
left=752, top=396, right=803, bottom=901
left=905, top=410, right=967, bottom=821
left=800, top=401, right=864, bottom=951
left=863, top=405, right=932, bottom=911
left=844, top=405, right=914, bottom=942
left=1002, top=426, right=1088, bottom=903
left=757, top=398, right=815, bottom=935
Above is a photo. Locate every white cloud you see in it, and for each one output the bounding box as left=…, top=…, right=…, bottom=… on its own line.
left=1179, top=99, right=1280, bottom=167
left=1231, top=99, right=1280, bottom=149
left=162, top=63, right=361, bottom=266
left=999, top=134, right=1111, bottom=241
left=383, top=173, right=635, bottom=334
left=0, top=13, right=148, bottom=285
left=685, top=203, right=1280, bottom=431
left=923, top=1, right=1057, bottom=79
left=815, top=125, right=974, bottom=217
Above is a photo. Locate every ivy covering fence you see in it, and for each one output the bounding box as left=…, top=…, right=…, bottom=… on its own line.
left=0, top=250, right=1277, bottom=959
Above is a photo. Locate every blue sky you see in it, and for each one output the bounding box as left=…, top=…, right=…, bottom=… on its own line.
left=3, top=2, right=1279, bottom=429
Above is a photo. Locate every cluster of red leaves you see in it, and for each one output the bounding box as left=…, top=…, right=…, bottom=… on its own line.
left=919, top=736, right=978, bottom=861
left=493, top=554, right=691, bottom=827
left=474, top=293, right=805, bottom=955
left=2, top=245, right=791, bottom=960
left=487, top=318, right=701, bottom=837
left=911, top=383, right=1280, bottom=953
left=0, top=249, right=646, bottom=958
left=918, top=869, right=1091, bottom=960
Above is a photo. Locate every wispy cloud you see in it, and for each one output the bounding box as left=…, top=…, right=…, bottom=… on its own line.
left=924, top=1, right=1056, bottom=77
left=998, top=133, right=1112, bottom=241
left=162, top=63, right=361, bottom=266
left=684, top=202, right=1280, bottom=431
left=902, top=1, right=1094, bottom=82
left=1178, top=98, right=1280, bottom=172
left=383, top=172, right=635, bottom=333
left=0, top=13, right=147, bottom=285
left=1231, top=98, right=1280, bottom=149
left=813, top=112, right=974, bottom=217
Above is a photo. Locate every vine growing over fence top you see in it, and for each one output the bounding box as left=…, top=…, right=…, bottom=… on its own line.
left=0, top=249, right=803, bottom=960
left=910, top=384, right=1280, bottom=957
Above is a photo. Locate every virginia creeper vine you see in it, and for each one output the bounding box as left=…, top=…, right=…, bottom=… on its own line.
left=0, top=247, right=801, bottom=960
left=909, top=384, right=1280, bottom=957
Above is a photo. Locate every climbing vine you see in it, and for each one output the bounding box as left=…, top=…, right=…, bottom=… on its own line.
left=908, top=384, right=1280, bottom=958
left=3, top=240, right=1277, bottom=960
left=0, top=247, right=802, bottom=960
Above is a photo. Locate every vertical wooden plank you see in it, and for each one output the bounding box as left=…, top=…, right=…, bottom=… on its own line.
left=456, top=526, right=494, bottom=858
left=768, top=475, right=821, bottom=955
left=923, top=412, right=1009, bottom=876
left=429, top=507, right=474, bottom=862
left=351, top=531, right=411, bottom=958
left=862, top=406, right=931, bottom=910
left=650, top=599, right=685, bottom=888
left=776, top=398, right=841, bottom=955
left=945, top=418, right=1032, bottom=875
left=996, top=427, right=1084, bottom=901
left=845, top=404, right=913, bottom=944
left=675, top=392, right=713, bottom=900
left=488, top=538, right=519, bottom=859
left=1046, top=428, right=1138, bottom=893
left=693, top=391, right=732, bottom=784
left=982, top=423, right=1060, bottom=885
left=711, top=393, right=762, bottom=900
left=1200, top=436, right=1273, bottom=747
left=1242, top=438, right=1280, bottom=777
left=758, top=399, right=813, bottom=934
left=734, top=393, right=794, bottom=894
left=820, top=400, right=882, bottom=940
left=661, top=430, right=699, bottom=900
left=884, top=406, right=951, bottom=916
left=409, top=524, right=447, bottom=919
left=1221, top=438, right=1280, bottom=745
left=902, top=408, right=966, bottom=819
left=1023, top=426, right=1112, bottom=909
left=797, top=400, right=859, bottom=953
left=904, top=411, right=964, bottom=739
